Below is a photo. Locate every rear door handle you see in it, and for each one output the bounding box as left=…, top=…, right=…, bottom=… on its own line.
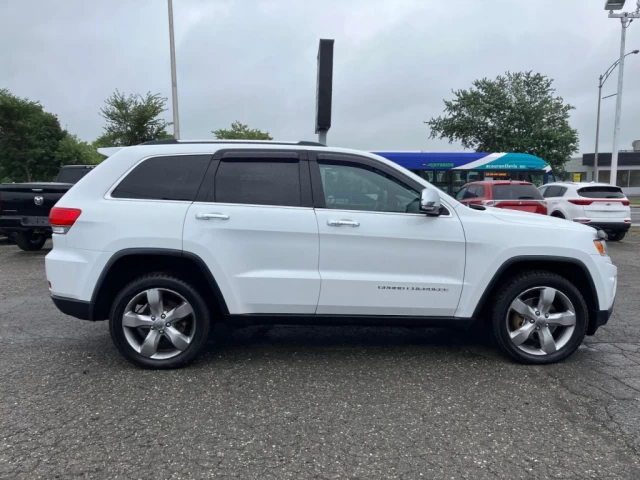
left=195, top=213, right=230, bottom=220
left=327, top=219, right=360, bottom=227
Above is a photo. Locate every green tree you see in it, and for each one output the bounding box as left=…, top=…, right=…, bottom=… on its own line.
left=95, top=90, right=173, bottom=147
left=426, top=71, right=578, bottom=176
left=0, top=89, right=65, bottom=182
left=56, top=133, right=103, bottom=167
left=212, top=121, right=272, bottom=140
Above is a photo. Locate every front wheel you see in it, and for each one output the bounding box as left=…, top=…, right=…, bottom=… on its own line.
left=14, top=230, right=46, bottom=251
left=491, top=271, right=588, bottom=365
left=109, top=274, right=211, bottom=369
left=608, top=231, right=626, bottom=242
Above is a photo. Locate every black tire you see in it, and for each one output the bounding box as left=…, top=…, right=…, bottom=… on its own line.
left=551, top=211, right=565, bottom=219
left=109, top=273, right=211, bottom=369
left=608, top=231, right=626, bottom=242
left=491, top=270, right=588, bottom=365
left=14, top=231, right=46, bottom=251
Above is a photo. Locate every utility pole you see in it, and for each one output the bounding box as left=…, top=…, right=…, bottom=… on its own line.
left=595, top=75, right=604, bottom=182
left=168, top=0, right=180, bottom=139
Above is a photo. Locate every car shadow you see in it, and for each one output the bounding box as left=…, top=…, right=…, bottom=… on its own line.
left=201, top=324, right=498, bottom=362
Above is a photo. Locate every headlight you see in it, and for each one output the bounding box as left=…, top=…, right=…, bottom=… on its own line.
left=594, top=240, right=608, bottom=256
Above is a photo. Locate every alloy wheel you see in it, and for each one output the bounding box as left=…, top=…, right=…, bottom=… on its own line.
left=506, top=286, right=576, bottom=356
left=122, top=288, right=196, bottom=360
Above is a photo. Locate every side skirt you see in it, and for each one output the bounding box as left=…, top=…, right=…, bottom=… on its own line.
left=224, top=314, right=475, bottom=329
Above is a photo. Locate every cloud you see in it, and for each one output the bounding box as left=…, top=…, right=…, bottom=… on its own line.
left=1, top=0, right=639, bottom=155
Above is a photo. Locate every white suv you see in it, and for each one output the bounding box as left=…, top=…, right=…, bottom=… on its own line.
left=45, top=140, right=617, bottom=369
left=539, top=182, right=631, bottom=241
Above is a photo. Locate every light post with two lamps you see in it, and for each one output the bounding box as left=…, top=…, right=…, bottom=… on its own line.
left=594, top=49, right=639, bottom=182
left=604, top=0, right=640, bottom=185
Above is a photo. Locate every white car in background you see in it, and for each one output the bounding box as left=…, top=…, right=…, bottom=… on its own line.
left=539, top=182, right=631, bottom=241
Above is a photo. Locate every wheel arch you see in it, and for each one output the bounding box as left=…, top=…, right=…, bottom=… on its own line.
left=471, top=256, right=599, bottom=335
left=90, top=248, right=228, bottom=321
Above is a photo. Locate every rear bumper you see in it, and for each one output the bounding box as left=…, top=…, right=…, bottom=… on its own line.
left=0, top=215, right=51, bottom=232
left=588, top=221, right=631, bottom=233
left=51, top=295, right=93, bottom=321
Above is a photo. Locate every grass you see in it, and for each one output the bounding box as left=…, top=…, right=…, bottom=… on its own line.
left=630, top=199, right=640, bottom=206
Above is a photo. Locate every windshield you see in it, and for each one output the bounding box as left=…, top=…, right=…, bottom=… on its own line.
left=578, top=186, right=625, bottom=199
left=56, top=167, right=92, bottom=184
left=492, top=184, right=544, bottom=200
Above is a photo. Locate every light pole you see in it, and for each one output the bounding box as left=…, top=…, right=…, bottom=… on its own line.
left=168, top=0, right=180, bottom=140
left=605, top=0, right=640, bottom=186
left=594, top=49, right=639, bottom=182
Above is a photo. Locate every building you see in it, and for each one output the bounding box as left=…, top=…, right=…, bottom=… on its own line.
left=563, top=140, right=640, bottom=195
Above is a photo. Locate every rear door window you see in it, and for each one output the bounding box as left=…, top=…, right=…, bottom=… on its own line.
left=492, top=184, right=544, bottom=200
left=578, top=186, right=625, bottom=199
left=214, top=159, right=302, bottom=207
left=111, top=155, right=211, bottom=201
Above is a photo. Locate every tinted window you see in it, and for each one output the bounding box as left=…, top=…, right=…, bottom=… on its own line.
left=578, top=186, right=625, bottom=199
left=112, top=155, right=210, bottom=201
left=215, top=159, right=301, bottom=207
left=455, top=187, right=468, bottom=200
left=475, top=185, right=485, bottom=197
left=492, top=184, right=543, bottom=200
left=466, top=185, right=478, bottom=198
left=545, top=186, right=568, bottom=198
left=56, top=167, right=93, bottom=184
left=319, top=162, right=419, bottom=213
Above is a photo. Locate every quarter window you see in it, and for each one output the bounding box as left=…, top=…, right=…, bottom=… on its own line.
left=318, top=162, right=420, bottom=213
left=214, top=159, right=302, bottom=207
left=111, top=155, right=210, bottom=201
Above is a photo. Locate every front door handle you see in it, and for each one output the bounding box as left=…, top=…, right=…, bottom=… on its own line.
left=327, top=219, right=360, bottom=227
left=195, top=213, right=230, bottom=220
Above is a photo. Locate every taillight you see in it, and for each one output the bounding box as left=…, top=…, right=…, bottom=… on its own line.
left=621, top=199, right=630, bottom=206
left=49, top=207, right=82, bottom=234
left=568, top=199, right=593, bottom=205
left=481, top=200, right=495, bottom=206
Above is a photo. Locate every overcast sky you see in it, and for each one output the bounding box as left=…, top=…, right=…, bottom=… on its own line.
left=1, top=0, right=639, bottom=155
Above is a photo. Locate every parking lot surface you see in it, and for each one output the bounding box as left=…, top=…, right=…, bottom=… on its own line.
left=1, top=234, right=640, bottom=479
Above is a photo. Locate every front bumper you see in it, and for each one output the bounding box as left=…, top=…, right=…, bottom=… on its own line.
left=588, top=304, right=614, bottom=335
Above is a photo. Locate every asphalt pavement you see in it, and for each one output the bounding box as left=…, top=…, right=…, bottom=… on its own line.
left=1, top=235, right=640, bottom=479
left=631, top=207, right=640, bottom=224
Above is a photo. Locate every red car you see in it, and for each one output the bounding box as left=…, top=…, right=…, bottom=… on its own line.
left=455, top=180, right=547, bottom=215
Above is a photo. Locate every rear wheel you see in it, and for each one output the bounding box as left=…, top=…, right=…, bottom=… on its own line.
left=14, top=230, right=46, bottom=251
left=608, top=231, right=626, bottom=242
left=551, top=211, right=565, bottom=219
left=491, top=271, right=588, bottom=364
left=109, top=274, right=211, bottom=369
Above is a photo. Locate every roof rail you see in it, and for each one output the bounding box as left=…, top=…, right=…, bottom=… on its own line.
left=139, top=139, right=326, bottom=147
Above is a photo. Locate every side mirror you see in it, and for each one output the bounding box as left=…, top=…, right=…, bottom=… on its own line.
left=420, top=188, right=442, bottom=216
